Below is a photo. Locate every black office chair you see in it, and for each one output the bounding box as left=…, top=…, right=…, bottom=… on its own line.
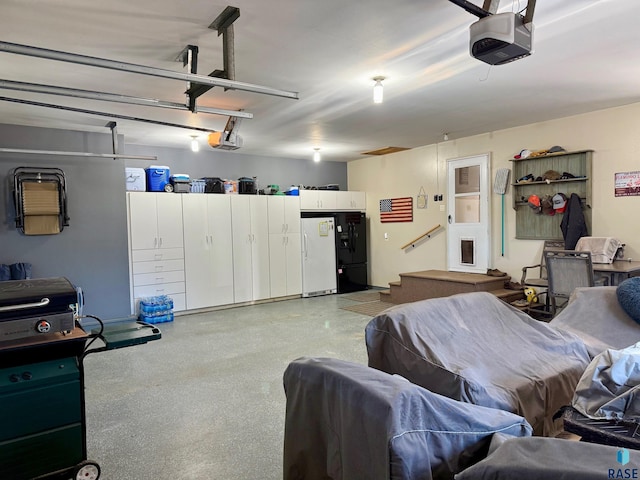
left=545, top=250, right=596, bottom=318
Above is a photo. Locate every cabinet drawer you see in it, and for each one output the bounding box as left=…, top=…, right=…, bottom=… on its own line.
left=133, top=271, right=185, bottom=287
left=132, top=248, right=184, bottom=262
left=132, top=259, right=184, bottom=275
left=134, top=282, right=185, bottom=298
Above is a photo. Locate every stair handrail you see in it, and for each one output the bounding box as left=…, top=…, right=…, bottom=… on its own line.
left=401, top=224, right=442, bottom=250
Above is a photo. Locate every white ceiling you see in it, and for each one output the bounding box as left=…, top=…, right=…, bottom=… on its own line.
left=1, top=0, right=640, bottom=162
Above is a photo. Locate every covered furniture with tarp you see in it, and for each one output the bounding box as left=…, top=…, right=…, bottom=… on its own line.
left=455, top=433, right=640, bottom=479
left=283, top=357, right=532, bottom=480
left=551, top=286, right=640, bottom=358
left=365, top=292, right=591, bottom=435
left=12, top=166, right=70, bottom=235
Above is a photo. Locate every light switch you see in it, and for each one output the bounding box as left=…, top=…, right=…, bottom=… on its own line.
left=439, top=204, right=445, bottom=212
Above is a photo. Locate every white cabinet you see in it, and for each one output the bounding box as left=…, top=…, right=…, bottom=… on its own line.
left=300, top=190, right=366, bottom=211
left=127, top=193, right=186, bottom=312
left=267, top=196, right=300, bottom=234
left=335, top=191, right=366, bottom=210
left=267, top=196, right=302, bottom=297
left=182, top=195, right=234, bottom=309
left=231, top=196, right=271, bottom=303
left=299, top=190, right=336, bottom=211
left=269, top=233, right=302, bottom=298
left=128, top=192, right=184, bottom=250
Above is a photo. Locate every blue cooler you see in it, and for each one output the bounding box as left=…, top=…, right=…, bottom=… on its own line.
left=146, top=165, right=171, bottom=192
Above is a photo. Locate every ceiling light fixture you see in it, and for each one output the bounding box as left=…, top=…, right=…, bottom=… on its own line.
left=190, top=135, right=200, bottom=152
left=313, top=148, right=321, bottom=163
left=372, top=76, right=385, bottom=104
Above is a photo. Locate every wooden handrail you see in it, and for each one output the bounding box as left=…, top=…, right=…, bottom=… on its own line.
left=401, top=224, right=442, bottom=250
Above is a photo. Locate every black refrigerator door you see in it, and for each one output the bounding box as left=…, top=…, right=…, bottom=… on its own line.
left=337, top=263, right=368, bottom=293
left=336, top=212, right=367, bottom=266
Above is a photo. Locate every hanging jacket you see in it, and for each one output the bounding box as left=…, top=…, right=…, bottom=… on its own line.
left=560, top=193, right=588, bottom=249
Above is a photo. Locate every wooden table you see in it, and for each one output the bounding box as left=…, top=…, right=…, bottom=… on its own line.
left=592, top=260, right=640, bottom=286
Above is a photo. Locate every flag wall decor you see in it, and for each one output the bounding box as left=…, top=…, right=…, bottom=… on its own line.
left=379, top=197, right=413, bottom=223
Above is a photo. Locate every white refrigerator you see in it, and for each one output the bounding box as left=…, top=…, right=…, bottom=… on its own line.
left=301, top=217, right=337, bottom=297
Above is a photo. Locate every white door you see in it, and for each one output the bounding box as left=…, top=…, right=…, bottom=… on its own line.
left=128, top=192, right=159, bottom=250
left=182, top=195, right=212, bottom=309
left=156, top=194, right=184, bottom=249
left=231, top=196, right=253, bottom=303
left=267, top=196, right=286, bottom=234
left=301, top=218, right=336, bottom=296
left=285, top=233, right=302, bottom=295
left=269, top=233, right=287, bottom=298
left=447, top=154, right=491, bottom=273
left=283, top=196, right=301, bottom=233
left=207, top=195, right=234, bottom=306
left=250, top=196, right=271, bottom=300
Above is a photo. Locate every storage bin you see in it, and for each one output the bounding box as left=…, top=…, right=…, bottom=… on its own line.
left=125, top=167, right=146, bottom=191
left=146, top=166, right=171, bottom=192
left=170, top=174, right=191, bottom=193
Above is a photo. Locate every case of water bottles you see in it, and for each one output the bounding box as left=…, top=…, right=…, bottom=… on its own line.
left=138, top=295, right=174, bottom=324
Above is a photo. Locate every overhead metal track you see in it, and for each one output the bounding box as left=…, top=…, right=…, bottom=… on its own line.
left=0, top=79, right=254, bottom=119
left=448, top=0, right=492, bottom=18
left=0, top=96, right=215, bottom=134
left=0, top=148, right=156, bottom=160
left=450, top=0, right=536, bottom=22
left=0, top=40, right=299, bottom=100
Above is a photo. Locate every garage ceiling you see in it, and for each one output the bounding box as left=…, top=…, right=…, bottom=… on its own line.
left=1, top=0, right=640, bottom=162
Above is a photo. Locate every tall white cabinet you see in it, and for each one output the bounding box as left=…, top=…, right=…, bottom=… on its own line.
left=127, top=192, right=186, bottom=311
left=267, top=196, right=302, bottom=297
left=230, top=195, right=271, bottom=303
left=182, top=194, right=234, bottom=309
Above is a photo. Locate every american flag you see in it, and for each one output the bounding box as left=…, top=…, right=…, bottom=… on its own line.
left=379, top=197, right=413, bottom=223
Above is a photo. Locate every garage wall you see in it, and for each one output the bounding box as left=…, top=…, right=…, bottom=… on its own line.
left=0, top=123, right=347, bottom=319
left=348, top=102, right=640, bottom=288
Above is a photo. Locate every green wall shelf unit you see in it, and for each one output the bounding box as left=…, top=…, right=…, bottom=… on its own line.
left=511, top=150, right=592, bottom=240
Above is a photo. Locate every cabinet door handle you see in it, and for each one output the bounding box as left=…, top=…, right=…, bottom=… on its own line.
left=303, top=233, right=308, bottom=259
left=155, top=266, right=163, bottom=271
left=154, top=237, right=158, bottom=247
left=252, top=234, right=255, bottom=242
left=159, top=237, right=163, bottom=248
left=155, top=277, right=164, bottom=282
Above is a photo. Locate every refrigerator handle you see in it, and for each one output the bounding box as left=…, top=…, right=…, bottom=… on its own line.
left=303, top=233, right=308, bottom=259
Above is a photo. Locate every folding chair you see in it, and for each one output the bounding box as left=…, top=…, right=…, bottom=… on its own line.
left=545, top=250, right=596, bottom=318
left=13, top=167, right=69, bottom=235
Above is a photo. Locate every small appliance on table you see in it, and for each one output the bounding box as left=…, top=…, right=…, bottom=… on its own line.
left=0, top=277, right=161, bottom=480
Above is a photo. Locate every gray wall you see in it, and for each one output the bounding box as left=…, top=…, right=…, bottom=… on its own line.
left=0, top=124, right=347, bottom=319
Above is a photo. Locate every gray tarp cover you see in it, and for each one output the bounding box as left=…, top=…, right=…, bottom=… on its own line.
left=572, top=341, right=640, bottom=422
left=551, top=286, right=640, bottom=358
left=455, top=433, right=640, bottom=479
left=283, top=357, right=532, bottom=480
left=365, top=292, right=591, bottom=435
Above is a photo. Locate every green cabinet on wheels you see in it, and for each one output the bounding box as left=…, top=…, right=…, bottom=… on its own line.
left=0, top=357, right=84, bottom=479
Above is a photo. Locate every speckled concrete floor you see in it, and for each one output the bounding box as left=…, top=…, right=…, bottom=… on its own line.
left=82, top=293, right=373, bottom=480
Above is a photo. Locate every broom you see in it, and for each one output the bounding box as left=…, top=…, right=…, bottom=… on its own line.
left=493, top=168, right=510, bottom=256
